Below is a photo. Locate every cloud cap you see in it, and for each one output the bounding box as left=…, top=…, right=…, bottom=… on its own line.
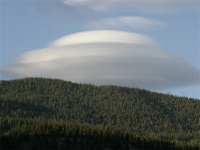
left=49, top=30, right=157, bottom=47
left=1, top=30, right=199, bottom=90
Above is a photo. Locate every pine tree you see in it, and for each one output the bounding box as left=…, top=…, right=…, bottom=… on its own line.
left=124, top=132, right=129, bottom=143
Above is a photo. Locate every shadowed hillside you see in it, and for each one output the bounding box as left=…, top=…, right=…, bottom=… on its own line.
left=1, top=121, right=199, bottom=149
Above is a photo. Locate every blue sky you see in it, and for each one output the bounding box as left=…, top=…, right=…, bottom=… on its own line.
left=0, top=0, right=199, bottom=99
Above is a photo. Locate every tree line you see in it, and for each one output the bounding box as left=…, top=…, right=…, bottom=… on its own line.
left=0, top=121, right=199, bottom=149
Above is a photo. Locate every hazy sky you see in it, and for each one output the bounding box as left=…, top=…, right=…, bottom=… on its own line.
left=0, top=0, right=199, bottom=99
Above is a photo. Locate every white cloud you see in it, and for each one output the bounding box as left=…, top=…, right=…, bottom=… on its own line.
left=63, top=0, right=200, bottom=13
left=33, top=0, right=96, bottom=24
left=1, top=30, right=199, bottom=90
left=33, top=1, right=169, bottom=30
left=49, top=30, right=157, bottom=47
left=65, top=0, right=91, bottom=5
left=87, top=16, right=167, bottom=29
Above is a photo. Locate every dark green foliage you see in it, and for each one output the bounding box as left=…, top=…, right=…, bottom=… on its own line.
left=0, top=77, right=200, bottom=142
left=0, top=121, right=199, bottom=149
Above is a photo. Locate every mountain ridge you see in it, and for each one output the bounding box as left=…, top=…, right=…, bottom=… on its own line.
left=0, top=77, right=200, bottom=141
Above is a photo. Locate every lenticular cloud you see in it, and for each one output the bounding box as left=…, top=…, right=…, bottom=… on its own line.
left=1, top=30, right=199, bottom=90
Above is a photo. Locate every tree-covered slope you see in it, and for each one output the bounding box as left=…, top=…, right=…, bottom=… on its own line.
left=1, top=121, right=199, bottom=150
left=0, top=78, right=200, bottom=141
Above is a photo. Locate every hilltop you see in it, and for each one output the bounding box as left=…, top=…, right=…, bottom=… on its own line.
left=0, top=77, right=200, bottom=141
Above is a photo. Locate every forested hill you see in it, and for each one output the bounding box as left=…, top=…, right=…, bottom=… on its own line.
left=0, top=77, right=200, bottom=141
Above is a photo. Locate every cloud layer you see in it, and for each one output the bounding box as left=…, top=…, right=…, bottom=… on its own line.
left=49, top=30, right=157, bottom=47
left=33, top=1, right=168, bottom=30
left=1, top=30, right=199, bottom=90
left=33, top=0, right=96, bottom=24
left=88, top=16, right=167, bottom=29
left=64, top=0, right=200, bottom=13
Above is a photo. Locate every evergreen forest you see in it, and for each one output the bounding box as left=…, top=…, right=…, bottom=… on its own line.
left=0, top=77, right=200, bottom=149
left=1, top=121, right=199, bottom=149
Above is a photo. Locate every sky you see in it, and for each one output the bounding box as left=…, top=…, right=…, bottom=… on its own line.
left=0, top=0, right=200, bottom=99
